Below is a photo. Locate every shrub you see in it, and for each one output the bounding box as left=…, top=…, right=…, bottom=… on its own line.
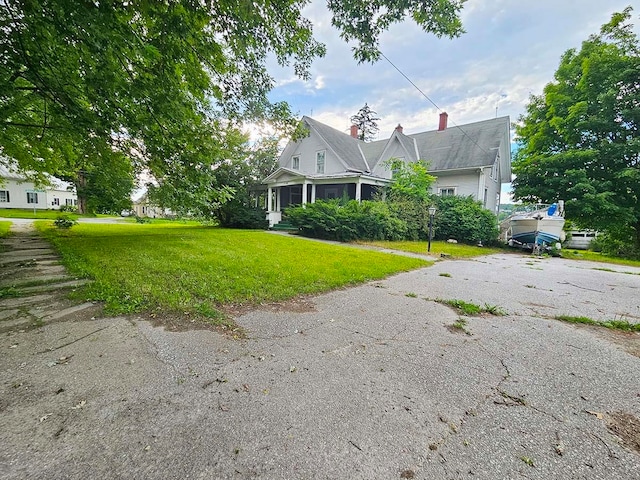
left=287, top=200, right=407, bottom=242
left=59, top=205, right=78, bottom=213
left=216, top=201, right=268, bottom=229
left=54, top=214, right=77, bottom=229
left=434, top=196, right=499, bottom=245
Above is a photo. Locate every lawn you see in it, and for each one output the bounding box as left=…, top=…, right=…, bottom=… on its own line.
left=357, top=239, right=504, bottom=258
left=0, top=221, right=10, bottom=237
left=0, top=208, right=80, bottom=220
left=561, top=249, right=640, bottom=268
left=37, top=223, right=430, bottom=322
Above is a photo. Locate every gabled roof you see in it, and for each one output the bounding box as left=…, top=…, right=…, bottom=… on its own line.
left=271, top=115, right=510, bottom=182
left=303, top=116, right=369, bottom=172
left=411, top=116, right=509, bottom=171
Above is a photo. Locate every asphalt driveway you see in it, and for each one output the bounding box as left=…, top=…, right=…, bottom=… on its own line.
left=1, top=251, right=639, bottom=479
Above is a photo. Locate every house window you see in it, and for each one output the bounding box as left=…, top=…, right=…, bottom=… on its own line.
left=65, top=198, right=74, bottom=206
left=439, top=187, right=456, bottom=196
left=316, top=151, right=325, bottom=174
left=0, top=190, right=9, bottom=203
left=27, top=192, right=38, bottom=204
left=491, top=159, right=498, bottom=181
left=52, top=198, right=60, bottom=206
left=292, top=155, right=300, bottom=170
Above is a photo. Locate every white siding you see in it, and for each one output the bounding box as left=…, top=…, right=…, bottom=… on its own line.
left=0, top=178, right=76, bottom=210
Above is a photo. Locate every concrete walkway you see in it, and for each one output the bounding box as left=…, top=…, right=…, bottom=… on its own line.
left=0, top=221, right=98, bottom=333
left=0, top=223, right=639, bottom=479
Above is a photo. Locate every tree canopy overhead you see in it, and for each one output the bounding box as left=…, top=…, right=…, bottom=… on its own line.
left=512, top=7, right=640, bottom=249
left=1, top=0, right=465, bottom=212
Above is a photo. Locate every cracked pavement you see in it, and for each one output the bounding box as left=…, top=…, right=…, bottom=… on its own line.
left=1, top=241, right=640, bottom=478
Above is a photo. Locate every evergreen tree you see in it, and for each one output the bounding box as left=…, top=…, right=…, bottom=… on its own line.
left=350, top=103, right=381, bottom=141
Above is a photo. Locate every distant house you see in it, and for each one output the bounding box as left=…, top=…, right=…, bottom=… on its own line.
left=132, top=193, right=171, bottom=218
left=0, top=164, right=77, bottom=210
left=262, top=113, right=511, bottom=226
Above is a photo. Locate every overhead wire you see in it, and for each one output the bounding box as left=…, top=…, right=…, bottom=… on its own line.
left=379, top=51, right=497, bottom=157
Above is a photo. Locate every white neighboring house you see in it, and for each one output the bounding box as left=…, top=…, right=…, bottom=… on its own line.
left=262, top=113, right=511, bottom=227
left=0, top=164, right=77, bottom=210
left=132, top=193, right=171, bottom=218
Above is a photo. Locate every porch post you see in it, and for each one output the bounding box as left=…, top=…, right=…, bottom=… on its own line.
left=276, top=187, right=281, bottom=211
left=302, top=182, right=308, bottom=205
left=355, top=179, right=362, bottom=202
left=311, top=183, right=316, bottom=203
left=267, top=187, right=273, bottom=211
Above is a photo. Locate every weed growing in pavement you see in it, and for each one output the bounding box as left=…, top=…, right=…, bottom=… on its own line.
left=433, top=298, right=508, bottom=317
left=439, top=272, right=452, bottom=277
left=450, top=317, right=472, bottom=335
left=405, top=292, right=418, bottom=298
left=555, top=315, right=640, bottom=332
left=520, top=456, right=535, bottom=467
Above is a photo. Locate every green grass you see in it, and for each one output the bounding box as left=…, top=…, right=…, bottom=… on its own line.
left=358, top=240, right=503, bottom=258
left=0, top=208, right=81, bottom=220
left=555, top=315, right=640, bottom=332
left=562, top=249, right=640, bottom=268
left=36, top=223, right=430, bottom=321
left=434, top=298, right=507, bottom=316
left=0, top=221, right=11, bottom=237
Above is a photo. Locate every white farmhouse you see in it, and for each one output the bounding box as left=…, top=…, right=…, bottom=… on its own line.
left=263, top=113, right=511, bottom=227
left=0, top=164, right=77, bottom=210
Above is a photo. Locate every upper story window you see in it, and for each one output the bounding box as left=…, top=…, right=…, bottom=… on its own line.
left=491, top=158, right=498, bottom=181
left=316, top=150, right=325, bottom=174
left=26, top=192, right=38, bottom=204
left=439, top=187, right=456, bottom=196
left=292, top=155, right=300, bottom=170
left=0, top=190, right=9, bottom=202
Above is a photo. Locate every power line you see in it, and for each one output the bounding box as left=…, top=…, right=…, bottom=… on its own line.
left=379, top=51, right=495, bottom=156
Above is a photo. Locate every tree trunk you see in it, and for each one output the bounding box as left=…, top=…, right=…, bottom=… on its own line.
left=75, top=170, right=88, bottom=214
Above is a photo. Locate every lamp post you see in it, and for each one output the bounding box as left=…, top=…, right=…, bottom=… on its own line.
left=427, top=206, right=436, bottom=253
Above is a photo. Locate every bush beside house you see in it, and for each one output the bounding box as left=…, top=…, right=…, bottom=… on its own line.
left=287, top=195, right=499, bottom=245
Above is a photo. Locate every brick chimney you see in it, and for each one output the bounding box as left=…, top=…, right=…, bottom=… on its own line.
left=438, top=112, right=448, bottom=131
left=395, top=124, right=403, bottom=134
left=350, top=124, right=358, bottom=138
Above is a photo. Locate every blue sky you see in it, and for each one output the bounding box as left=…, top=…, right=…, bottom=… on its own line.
left=266, top=1, right=636, bottom=199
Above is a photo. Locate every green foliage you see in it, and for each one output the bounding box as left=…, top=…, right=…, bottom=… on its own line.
left=555, top=315, right=640, bottom=332
left=434, top=196, right=499, bottom=244
left=1, top=0, right=464, bottom=216
left=350, top=103, right=380, bottom=141
left=37, top=222, right=428, bottom=316
left=53, top=214, right=77, bottom=229
left=512, top=8, right=640, bottom=253
left=435, top=298, right=507, bottom=316
left=0, top=221, right=11, bottom=238
left=387, top=197, right=431, bottom=240
left=385, top=159, right=436, bottom=203
left=589, top=227, right=640, bottom=259
left=59, top=205, right=78, bottom=213
left=287, top=200, right=407, bottom=242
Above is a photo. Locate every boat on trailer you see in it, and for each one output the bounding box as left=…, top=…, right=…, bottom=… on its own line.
left=505, top=202, right=566, bottom=251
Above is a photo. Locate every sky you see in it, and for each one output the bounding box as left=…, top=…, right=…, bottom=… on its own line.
left=265, top=0, right=636, bottom=200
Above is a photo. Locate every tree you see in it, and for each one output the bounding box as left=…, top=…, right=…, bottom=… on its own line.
left=350, top=103, right=381, bottom=141
left=512, top=7, right=640, bottom=252
left=1, top=1, right=464, bottom=213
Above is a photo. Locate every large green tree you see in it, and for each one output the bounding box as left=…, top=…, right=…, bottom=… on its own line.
left=512, top=7, right=640, bottom=249
left=1, top=0, right=464, bottom=213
